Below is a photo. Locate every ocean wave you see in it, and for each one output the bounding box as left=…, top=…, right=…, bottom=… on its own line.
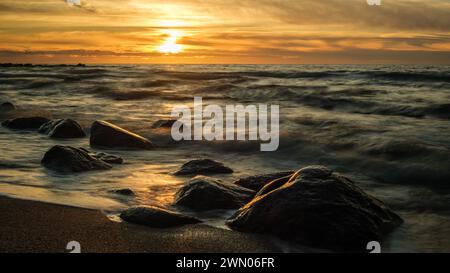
left=291, top=92, right=449, bottom=119
left=63, top=73, right=111, bottom=82
left=248, top=84, right=328, bottom=91
left=138, top=79, right=177, bottom=88
left=155, top=70, right=338, bottom=81
left=156, top=71, right=243, bottom=81
left=85, top=86, right=155, bottom=100
left=242, top=71, right=337, bottom=78
left=194, top=84, right=239, bottom=93
left=25, top=79, right=62, bottom=89
left=425, top=103, right=450, bottom=119
left=367, top=71, right=450, bottom=82
left=0, top=72, right=62, bottom=79
left=66, top=68, right=109, bottom=75
left=360, top=140, right=450, bottom=160
left=0, top=161, right=35, bottom=169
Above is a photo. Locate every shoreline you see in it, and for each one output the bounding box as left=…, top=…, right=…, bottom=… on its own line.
left=0, top=195, right=283, bottom=253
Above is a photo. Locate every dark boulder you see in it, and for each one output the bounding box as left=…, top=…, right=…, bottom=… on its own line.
left=0, top=102, right=15, bottom=111
left=39, top=119, right=86, bottom=138
left=90, top=120, right=153, bottom=149
left=41, top=145, right=111, bottom=172
left=174, top=159, right=233, bottom=176
left=233, top=171, right=294, bottom=191
left=120, top=206, right=201, bottom=228
left=110, top=188, right=135, bottom=196
left=2, top=117, right=50, bottom=130
left=174, top=176, right=254, bottom=211
left=226, top=165, right=403, bottom=250
left=151, top=119, right=177, bottom=129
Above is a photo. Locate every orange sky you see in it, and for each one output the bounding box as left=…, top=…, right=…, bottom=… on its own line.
left=0, top=0, right=449, bottom=64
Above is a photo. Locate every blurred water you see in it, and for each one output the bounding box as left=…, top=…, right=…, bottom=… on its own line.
left=0, top=64, right=449, bottom=252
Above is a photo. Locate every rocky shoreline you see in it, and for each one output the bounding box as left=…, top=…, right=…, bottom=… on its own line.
left=0, top=101, right=403, bottom=252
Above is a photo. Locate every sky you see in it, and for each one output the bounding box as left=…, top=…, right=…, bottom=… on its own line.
left=0, top=0, right=449, bottom=64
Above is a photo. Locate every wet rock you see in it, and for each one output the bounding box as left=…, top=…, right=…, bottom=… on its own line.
left=151, top=119, right=177, bottom=129
left=226, top=165, right=403, bottom=250
left=0, top=102, right=15, bottom=111
left=2, top=117, right=50, bottom=130
left=174, top=159, right=233, bottom=176
left=255, top=175, right=293, bottom=196
left=39, top=119, right=86, bottom=138
left=174, top=176, right=254, bottom=211
left=91, top=152, right=123, bottom=164
left=233, top=171, right=294, bottom=191
left=110, top=188, right=135, bottom=196
left=79, top=148, right=123, bottom=164
left=41, top=145, right=112, bottom=172
left=90, top=120, right=153, bottom=149
left=120, top=206, right=201, bottom=228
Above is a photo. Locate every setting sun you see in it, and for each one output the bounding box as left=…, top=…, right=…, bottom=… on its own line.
left=157, top=30, right=183, bottom=54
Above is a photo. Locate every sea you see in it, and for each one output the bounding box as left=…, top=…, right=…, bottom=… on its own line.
left=0, top=64, right=449, bottom=252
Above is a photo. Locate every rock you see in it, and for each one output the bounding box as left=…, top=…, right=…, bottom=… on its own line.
left=233, top=171, right=295, bottom=191
left=0, top=102, right=15, bottom=111
left=174, top=176, right=254, bottom=211
left=255, top=175, right=293, bottom=196
left=78, top=148, right=123, bottom=164
left=2, top=117, right=50, bottom=130
left=91, top=152, right=123, bottom=164
left=90, top=120, right=153, bottom=149
left=226, top=165, right=403, bottom=250
left=39, top=119, right=86, bottom=138
left=120, top=206, right=201, bottom=228
left=174, top=159, right=233, bottom=176
left=41, top=145, right=112, bottom=172
left=151, top=119, right=177, bottom=129
left=255, top=166, right=334, bottom=197
left=110, top=188, right=135, bottom=196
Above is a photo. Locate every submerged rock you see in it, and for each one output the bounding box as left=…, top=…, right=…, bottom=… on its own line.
left=174, top=159, right=233, bottom=176
left=39, top=119, right=86, bottom=138
left=0, top=102, right=15, bottom=111
left=226, top=165, right=403, bottom=250
left=174, top=176, right=254, bottom=211
left=2, top=117, right=50, bottom=130
left=233, top=171, right=295, bottom=191
left=120, top=206, right=201, bottom=228
left=78, top=148, right=123, bottom=164
left=90, top=120, right=153, bottom=149
left=110, top=188, right=135, bottom=196
left=91, top=152, right=123, bottom=164
left=41, top=145, right=112, bottom=172
left=151, top=119, right=177, bottom=129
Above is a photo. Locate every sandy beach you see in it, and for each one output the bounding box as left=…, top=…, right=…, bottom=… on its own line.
left=0, top=196, right=282, bottom=253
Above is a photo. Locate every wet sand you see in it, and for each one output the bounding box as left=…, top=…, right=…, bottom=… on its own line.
left=0, top=196, right=281, bottom=253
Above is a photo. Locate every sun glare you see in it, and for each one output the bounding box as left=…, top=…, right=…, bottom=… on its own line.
left=157, top=30, right=183, bottom=54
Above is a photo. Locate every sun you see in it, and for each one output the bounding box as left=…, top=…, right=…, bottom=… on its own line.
left=157, top=30, right=183, bottom=54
